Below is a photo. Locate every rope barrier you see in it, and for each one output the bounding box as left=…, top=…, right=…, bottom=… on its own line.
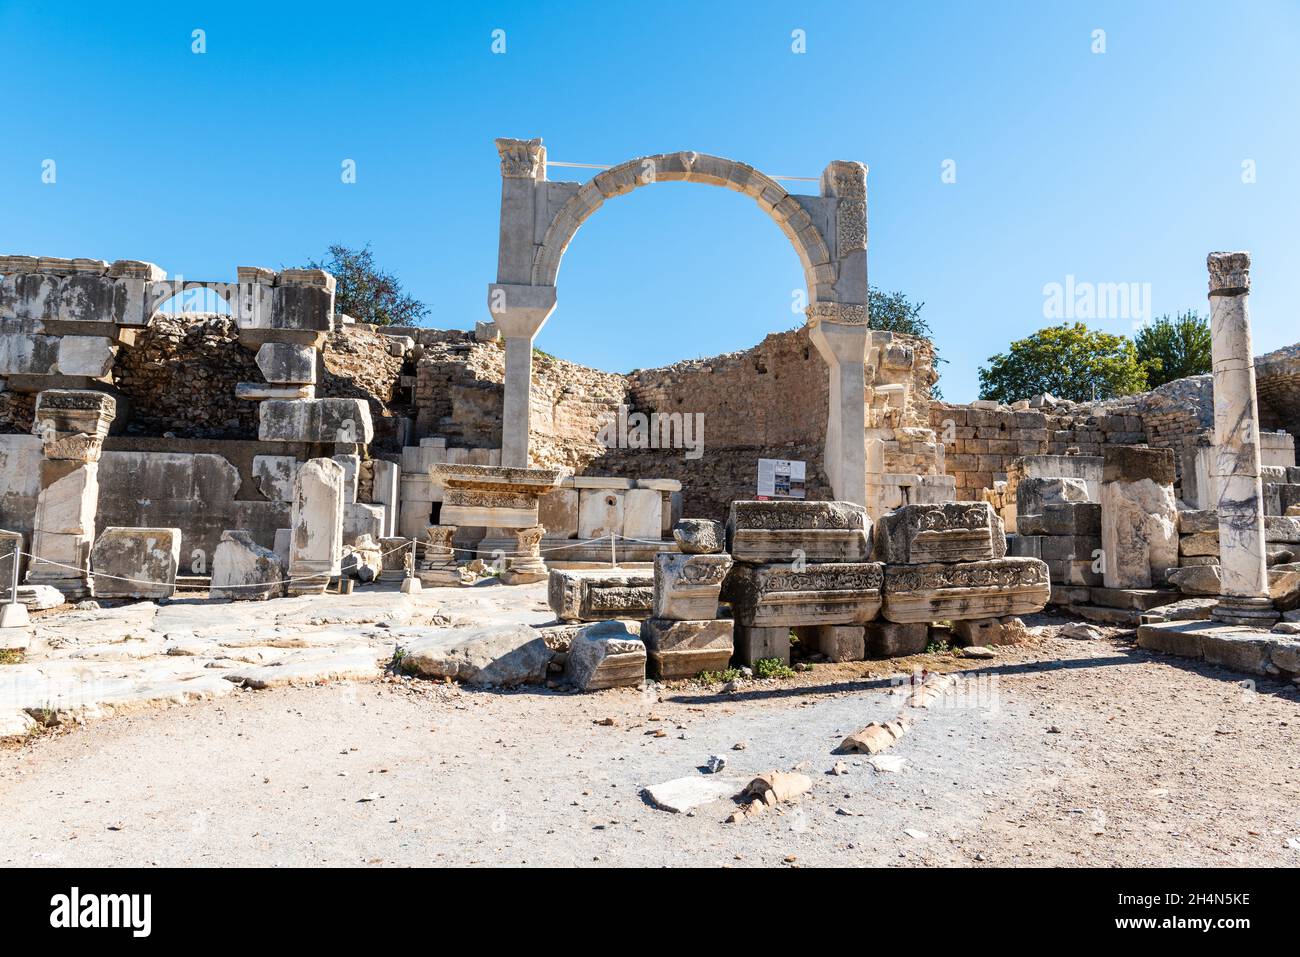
left=6, top=531, right=680, bottom=598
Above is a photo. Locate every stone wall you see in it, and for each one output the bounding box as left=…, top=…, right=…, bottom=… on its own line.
left=1257, top=343, right=1300, bottom=442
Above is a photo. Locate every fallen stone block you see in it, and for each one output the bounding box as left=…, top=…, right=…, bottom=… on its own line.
left=400, top=624, right=554, bottom=686
left=641, top=617, right=733, bottom=679
left=564, top=619, right=646, bottom=690
left=642, top=775, right=746, bottom=813
left=726, top=500, right=870, bottom=563
left=743, top=771, right=813, bottom=806
left=14, top=584, right=65, bottom=610
left=547, top=568, right=653, bottom=623
left=210, top=530, right=285, bottom=601
left=0, top=709, right=36, bottom=741
left=652, top=552, right=731, bottom=620
left=720, top=561, right=883, bottom=627
left=839, top=718, right=910, bottom=754
left=672, top=518, right=724, bottom=554
left=89, top=526, right=181, bottom=599
left=951, top=616, right=1029, bottom=647
left=881, top=557, right=1050, bottom=624
left=874, top=501, right=1005, bottom=565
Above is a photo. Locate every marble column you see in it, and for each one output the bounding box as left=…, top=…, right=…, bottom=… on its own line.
left=808, top=315, right=868, bottom=508
left=418, top=524, right=462, bottom=586
left=26, top=390, right=116, bottom=601
left=501, top=525, right=547, bottom=585
left=286, top=457, right=345, bottom=596
left=487, top=283, right=557, bottom=468
left=1206, top=251, right=1277, bottom=625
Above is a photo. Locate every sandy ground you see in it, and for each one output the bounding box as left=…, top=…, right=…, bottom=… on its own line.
left=2, top=615, right=1298, bottom=868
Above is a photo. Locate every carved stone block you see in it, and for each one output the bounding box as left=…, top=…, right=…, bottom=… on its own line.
left=881, top=557, right=1051, bottom=624
left=726, top=500, right=870, bottom=563
left=720, top=561, right=884, bottom=627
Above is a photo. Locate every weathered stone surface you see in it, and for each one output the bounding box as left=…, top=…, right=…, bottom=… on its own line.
left=1101, top=464, right=1178, bottom=589
left=863, top=621, right=928, bottom=657
left=14, top=584, right=64, bottom=609
left=951, top=616, right=1029, bottom=647
left=341, top=534, right=382, bottom=583
left=1015, top=476, right=1089, bottom=518
left=652, top=552, right=732, bottom=620
left=537, top=486, right=578, bottom=539
left=433, top=464, right=563, bottom=529
left=672, top=518, right=724, bottom=555
left=547, top=568, right=654, bottom=623
left=258, top=398, right=374, bottom=444
left=721, top=561, right=884, bottom=627
left=874, top=502, right=1004, bottom=565
left=287, top=457, right=345, bottom=595
left=564, top=619, right=646, bottom=690
left=734, top=624, right=791, bottom=666
left=726, top=500, right=870, bottom=563
left=881, top=557, right=1050, bottom=624
left=400, top=624, right=553, bottom=686
left=642, top=775, right=745, bottom=813
left=1178, top=509, right=1219, bottom=534
left=641, top=617, right=734, bottom=678
left=256, top=341, right=317, bottom=385
left=623, top=488, right=662, bottom=541
left=1103, top=445, right=1176, bottom=485
left=252, top=455, right=297, bottom=502
left=1020, top=502, right=1102, bottom=537
left=578, top=488, right=624, bottom=539
left=89, top=526, right=181, bottom=599
left=1266, top=515, right=1300, bottom=543
left=817, top=623, right=865, bottom=661
left=210, top=529, right=285, bottom=601
left=1180, top=530, right=1220, bottom=556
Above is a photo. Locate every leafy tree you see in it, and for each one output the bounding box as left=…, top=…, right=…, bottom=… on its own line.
left=978, top=322, right=1149, bottom=403
left=868, top=286, right=931, bottom=338
left=1134, top=310, right=1211, bottom=387
left=308, top=243, right=429, bottom=326
left=868, top=286, right=944, bottom=398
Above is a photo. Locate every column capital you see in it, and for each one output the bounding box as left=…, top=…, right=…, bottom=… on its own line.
left=819, top=160, right=867, bottom=199
left=487, top=283, right=557, bottom=338
left=1207, top=251, right=1250, bottom=295
left=494, top=137, right=547, bottom=181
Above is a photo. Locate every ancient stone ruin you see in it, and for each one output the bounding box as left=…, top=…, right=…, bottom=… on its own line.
left=2, top=138, right=1298, bottom=701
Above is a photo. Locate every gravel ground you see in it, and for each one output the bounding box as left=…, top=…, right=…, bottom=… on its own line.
left=2, top=618, right=1298, bottom=868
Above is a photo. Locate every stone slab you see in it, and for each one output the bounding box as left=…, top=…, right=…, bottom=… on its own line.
left=641, top=617, right=734, bottom=679
left=720, top=561, right=884, bottom=627
left=881, top=557, right=1050, bottom=624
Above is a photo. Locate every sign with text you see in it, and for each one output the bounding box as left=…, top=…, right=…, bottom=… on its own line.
left=756, top=458, right=806, bottom=500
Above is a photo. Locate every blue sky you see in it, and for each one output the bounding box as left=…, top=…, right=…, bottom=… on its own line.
left=3, top=0, right=1297, bottom=401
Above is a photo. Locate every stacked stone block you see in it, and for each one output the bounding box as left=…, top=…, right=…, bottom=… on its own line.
left=641, top=519, right=734, bottom=679
left=875, top=501, right=1047, bottom=650
left=720, top=500, right=881, bottom=666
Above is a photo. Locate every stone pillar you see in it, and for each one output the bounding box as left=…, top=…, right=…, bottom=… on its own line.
left=26, top=390, right=116, bottom=600
left=501, top=525, right=547, bottom=585
left=486, top=284, right=557, bottom=468
left=1206, top=252, right=1277, bottom=625
left=808, top=316, right=868, bottom=507
left=1099, top=446, right=1178, bottom=589
left=286, top=457, right=345, bottom=596
left=418, top=524, right=462, bottom=586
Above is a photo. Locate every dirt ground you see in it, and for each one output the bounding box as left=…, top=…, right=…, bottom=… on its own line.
left=2, top=615, right=1298, bottom=868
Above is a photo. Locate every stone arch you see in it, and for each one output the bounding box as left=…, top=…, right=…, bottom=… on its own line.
left=529, top=151, right=836, bottom=304
left=488, top=137, right=870, bottom=505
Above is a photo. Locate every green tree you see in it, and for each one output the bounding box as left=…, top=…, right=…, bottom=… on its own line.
left=308, top=243, right=429, bottom=326
left=978, top=322, right=1149, bottom=403
left=1134, top=310, right=1211, bottom=387
left=867, top=286, right=944, bottom=398
left=868, top=286, right=931, bottom=338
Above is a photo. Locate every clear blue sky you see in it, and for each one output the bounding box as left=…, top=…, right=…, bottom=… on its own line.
left=4, top=1, right=1297, bottom=401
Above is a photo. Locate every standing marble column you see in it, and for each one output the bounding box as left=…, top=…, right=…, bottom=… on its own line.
left=808, top=316, right=868, bottom=508
left=1206, top=252, right=1277, bottom=625
left=26, top=390, right=116, bottom=601
left=487, top=284, right=557, bottom=468
left=286, top=457, right=345, bottom=596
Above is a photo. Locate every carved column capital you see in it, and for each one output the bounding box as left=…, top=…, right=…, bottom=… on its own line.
left=495, top=137, right=547, bottom=180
